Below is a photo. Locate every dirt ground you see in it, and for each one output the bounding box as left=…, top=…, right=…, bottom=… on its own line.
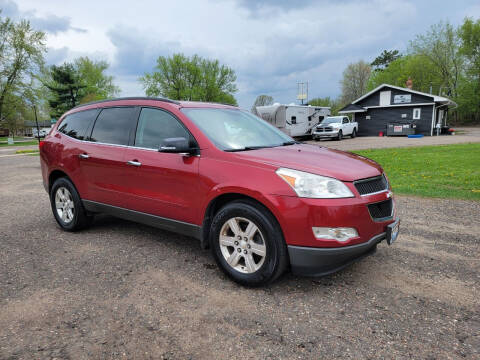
left=1, top=154, right=479, bottom=359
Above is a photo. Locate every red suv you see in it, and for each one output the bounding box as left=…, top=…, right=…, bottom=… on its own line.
left=40, top=97, right=399, bottom=286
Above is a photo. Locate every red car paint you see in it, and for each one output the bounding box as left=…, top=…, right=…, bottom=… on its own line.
left=40, top=99, right=395, bottom=250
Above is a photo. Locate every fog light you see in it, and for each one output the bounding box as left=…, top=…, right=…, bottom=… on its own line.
left=312, top=227, right=358, bottom=242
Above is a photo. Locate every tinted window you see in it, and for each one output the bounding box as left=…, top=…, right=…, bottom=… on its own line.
left=90, top=107, right=136, bottom=145
left=134, top=108, right=191, bottom=149
left=57, top=109, right=97, bottom=140
left=343, top=118, right=349, bottom=124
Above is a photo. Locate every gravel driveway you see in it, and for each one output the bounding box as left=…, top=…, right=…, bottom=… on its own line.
left=1, top=155, right=479, bottom=359
left=305, top=127, right=480, bottom=151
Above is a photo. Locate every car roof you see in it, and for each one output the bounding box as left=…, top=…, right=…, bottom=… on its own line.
left=70, top=97, right=238, bottom=112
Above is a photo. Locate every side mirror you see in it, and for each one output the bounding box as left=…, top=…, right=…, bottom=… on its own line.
left=159, top=137, right=195, bottom=154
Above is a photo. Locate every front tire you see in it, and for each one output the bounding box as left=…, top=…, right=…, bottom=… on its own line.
left=337, top=130, right=343, bottom=141
left=50, top=177, right=93, bottom=231
left=210, top=200, right=288, bottom=286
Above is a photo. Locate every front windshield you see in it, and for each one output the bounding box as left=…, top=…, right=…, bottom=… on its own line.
left=321, top=118, right=342, bottom=124
left=181, top=108, right=294, bottom=151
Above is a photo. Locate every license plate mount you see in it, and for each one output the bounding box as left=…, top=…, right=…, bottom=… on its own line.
left=386, top=219, right=400, bottom=245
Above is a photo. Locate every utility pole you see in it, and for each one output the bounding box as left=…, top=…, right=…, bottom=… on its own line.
left=33, top=105, right=40, bottom=144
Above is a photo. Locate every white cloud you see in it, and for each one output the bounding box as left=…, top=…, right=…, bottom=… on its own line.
left=5, top=0, right=479, bottom=107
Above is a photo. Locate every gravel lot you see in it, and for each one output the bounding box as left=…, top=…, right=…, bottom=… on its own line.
left=1, top=155, right=479, bottom=359
left=305, top=127, right=480, bottom=151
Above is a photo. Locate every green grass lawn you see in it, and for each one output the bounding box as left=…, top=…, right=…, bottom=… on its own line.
left=354, top=143, right=480, bottom=201
left=0, top=136, right=26, bottom=141
left=0, top=140, right=39, bottom=147
left=15, top=149, right=39, bottom=154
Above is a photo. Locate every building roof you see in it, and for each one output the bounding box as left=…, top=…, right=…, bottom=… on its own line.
left=338, top=103, right=367, bottom=114
left=352, top=83, right=456, bottom=106
left=24, top=120, right=52, bottom=127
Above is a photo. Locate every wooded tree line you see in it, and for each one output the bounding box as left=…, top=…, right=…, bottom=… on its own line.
left=0, top=10, right=121, bottom=134
left=0, top=10, right=238, bottom=134
left=341, top=19, right=480, bottom=123
left=252, top=19, right=479, bottom=124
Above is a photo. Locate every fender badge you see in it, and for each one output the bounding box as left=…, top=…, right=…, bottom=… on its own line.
left=386, top=191, right=392, bottom=199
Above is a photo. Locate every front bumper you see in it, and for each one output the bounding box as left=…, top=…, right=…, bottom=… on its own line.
left=288, top=218, right=399, bottom=277
left=288, top=232, right=383, bottom=277
left=313, top=130, right=339, bottom=138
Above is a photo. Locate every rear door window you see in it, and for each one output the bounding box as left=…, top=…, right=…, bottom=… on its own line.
left=57, top=109, right=98, bottom=140
left=134, top=108, right=193, bottom=149
left=89, top=107, right=137, bottom=145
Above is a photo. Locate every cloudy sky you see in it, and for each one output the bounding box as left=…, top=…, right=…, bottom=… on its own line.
left=2, top=0, right=479, bottom=108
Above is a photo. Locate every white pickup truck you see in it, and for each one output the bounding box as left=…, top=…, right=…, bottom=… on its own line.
left=312, top=116, right=358, bottom=141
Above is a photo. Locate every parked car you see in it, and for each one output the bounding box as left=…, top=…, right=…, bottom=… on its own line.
left=39, top=97, right=399, bottom=286
left=312, top=116, right=358, bottom=141
left=33, top=128, right=49, bottom=138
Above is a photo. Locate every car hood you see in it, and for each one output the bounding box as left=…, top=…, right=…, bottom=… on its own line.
left=235, top=144, right=382, bottom=182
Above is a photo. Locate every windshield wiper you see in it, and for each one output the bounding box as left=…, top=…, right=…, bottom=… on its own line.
left=225, top=145, right=271, bottom=152
left=281, top=140, right=299, bottom=146
left=225, top=141, right=299, bottom=152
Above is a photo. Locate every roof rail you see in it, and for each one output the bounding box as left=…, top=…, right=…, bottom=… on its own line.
left=72, top=97, right=181, bottom=109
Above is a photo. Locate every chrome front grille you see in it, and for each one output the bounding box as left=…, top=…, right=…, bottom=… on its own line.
left=315, top=127, right=333, bottom=132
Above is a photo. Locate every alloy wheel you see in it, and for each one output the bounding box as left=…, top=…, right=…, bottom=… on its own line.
left=219, top=217, right=266, bottom=274
left=55, top=186, right=75, bottom=223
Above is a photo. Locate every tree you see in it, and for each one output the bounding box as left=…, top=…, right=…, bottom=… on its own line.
left=44, top=57, right=119, bottom=118
left=340, top=60, right=371, bottom=105
left=140, top=53, right=238, bottom=105
left=367, top=55, right=443, bottom=93
left=308, top=96, right=342, bottom=115
left=251, top=95, right=274, bottom=114
left=458, top=18, right=480, bottom=123
left=409, top=21, right=462, bottom=97
left=371, top=50, right=401, bottom=71
left=44, top=63, right=86, bottom=118
left=0, top=12, right=46, bottom=125
left=75, top=57, right=120, bottom=103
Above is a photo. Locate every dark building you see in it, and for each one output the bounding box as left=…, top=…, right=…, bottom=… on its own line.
left=339, top=84, right=456, bottom=136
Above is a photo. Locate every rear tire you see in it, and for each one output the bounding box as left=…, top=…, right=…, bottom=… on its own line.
left=351, top=129, right=357, bottom=138
left=50, top=177, right=93, bottom=231
left=209, top=200, right=288, bottom=287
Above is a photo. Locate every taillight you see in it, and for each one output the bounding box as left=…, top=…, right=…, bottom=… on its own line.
left=39, top=140, right=45, bottom=150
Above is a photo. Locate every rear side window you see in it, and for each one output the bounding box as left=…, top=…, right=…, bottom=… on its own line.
left=89, top=107, right=137, bottom=145
left=57, top=109, right=97, bottom=140
left=134, top=108, right=192, bottom=149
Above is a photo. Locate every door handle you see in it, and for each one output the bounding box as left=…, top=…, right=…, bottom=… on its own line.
left=78, top=153, right=89, bottom=159
left=127, top=160, right=142, bottom=167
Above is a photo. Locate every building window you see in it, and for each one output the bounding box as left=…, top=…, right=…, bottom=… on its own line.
left=380, top=91, right=391, bottom=106
left=413, top=108, right=421, bottom=120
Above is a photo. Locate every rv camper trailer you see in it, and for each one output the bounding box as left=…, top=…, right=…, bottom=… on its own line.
left=256, top=104, right=331, bottom=137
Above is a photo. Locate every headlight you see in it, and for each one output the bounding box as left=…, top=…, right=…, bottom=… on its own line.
left=276, top=168, right=354, bottom=198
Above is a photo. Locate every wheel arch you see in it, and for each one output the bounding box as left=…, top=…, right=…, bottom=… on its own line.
left=200, top=192, right=284, bottom=249
left=48, top=169, right=71, bottom=193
